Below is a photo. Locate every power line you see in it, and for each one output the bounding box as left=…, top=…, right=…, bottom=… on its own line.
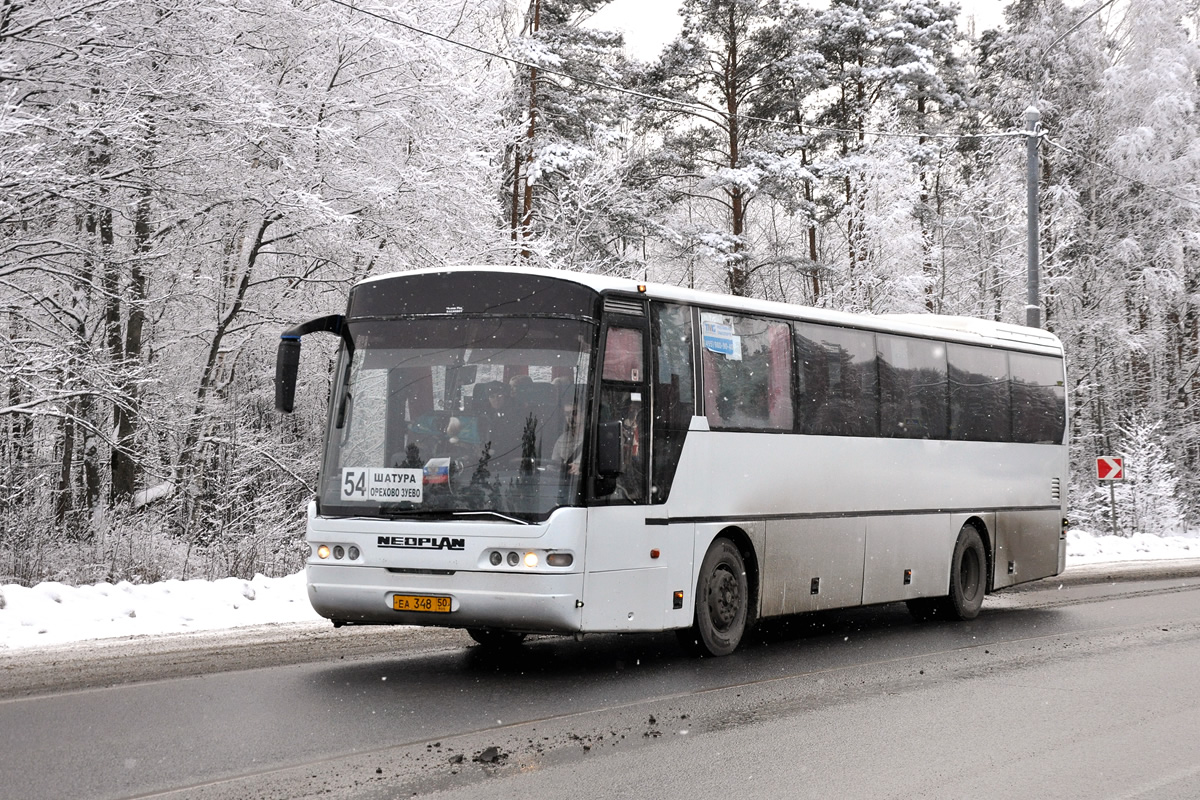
left=324, top=0, right=1024, bottom=144
left=1043, top=136, right=1200, bottom=207
left=1044, top=0, right=1122, bottom=57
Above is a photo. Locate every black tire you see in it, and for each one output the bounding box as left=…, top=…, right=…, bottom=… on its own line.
left=906, top=523, right=987, bottom=622
left=946, top=523, right=987, bottom=619
left=679, top=537, right=748, bottom=657
left=467, top=628, right=527, bottom=648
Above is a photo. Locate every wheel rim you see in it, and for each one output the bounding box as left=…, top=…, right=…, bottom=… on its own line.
left=707, top=564, right=741, bottom=632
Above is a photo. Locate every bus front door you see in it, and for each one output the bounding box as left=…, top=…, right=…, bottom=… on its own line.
left=580, top=318, right=680, bottom=632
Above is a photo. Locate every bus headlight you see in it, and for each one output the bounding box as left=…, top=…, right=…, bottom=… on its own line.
left=546, top=552, right=573, bottom=567
left=317, top=545, right=331, bottom=559
left=348, top=546, right=360, bottom=560
left=523, top=552, right=539, bottom=568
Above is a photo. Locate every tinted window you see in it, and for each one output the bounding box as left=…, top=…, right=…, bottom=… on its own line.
left=652, top=303, right=695, bottom=501
left=796, top=323, right=878, bottom=436
left=598, top=326, right=647, bottom=503
left=1010, top=352, right=1065, bottom=444
left=602, top=327, right=643, bottom=382
left=596, top=382, right=647, bottom=503
left=349, top=271, right=598, bottom=318
left=878, top=335, right=948, bottom=439
left=949, top=344, right=1010, bottom=442
left=702, top=312, right=794, bottom=430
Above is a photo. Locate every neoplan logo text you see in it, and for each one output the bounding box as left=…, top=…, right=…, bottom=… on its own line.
left=377, top=536, right=466, bottom=551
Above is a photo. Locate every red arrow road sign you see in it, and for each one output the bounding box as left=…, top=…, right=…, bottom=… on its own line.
left=1097, top=456, right=1124, bottom=481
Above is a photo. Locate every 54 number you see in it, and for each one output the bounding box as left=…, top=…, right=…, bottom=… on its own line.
left=342, top=469, right=367, bottom=499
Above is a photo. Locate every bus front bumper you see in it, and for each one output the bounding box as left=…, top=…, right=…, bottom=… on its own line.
left=306, top=563, right=584, bottom=633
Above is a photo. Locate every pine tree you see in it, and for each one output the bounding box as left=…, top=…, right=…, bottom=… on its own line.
left=641, top=0, right=809, bottom=296
left=504, top=0, right=647, bottom=271
left=884, top=0, right=970, bottom=311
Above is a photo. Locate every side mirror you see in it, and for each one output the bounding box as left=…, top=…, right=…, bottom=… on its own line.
left=272, top=315, right=348, bottom=413
left=597, top=420, right=623, bottom=478
left=275, top=336, right=301, bottom=412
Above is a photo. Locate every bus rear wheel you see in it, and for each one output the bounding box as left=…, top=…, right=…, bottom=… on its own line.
left=467, top=628, right=527, bottom=648
left=678, top=537, right=748, bottom=657
left=906, top=522, right=987, bottom=622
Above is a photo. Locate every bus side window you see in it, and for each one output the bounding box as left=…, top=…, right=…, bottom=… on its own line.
left=1010, top=351, right=1065, bottom=444
left=796, top=323, right=877, bottom=436
left=877, top=335, right=948, bottom=439
left=702, top=313, right=794, bottom=431
left=949, top=344, right=1011, bottom=442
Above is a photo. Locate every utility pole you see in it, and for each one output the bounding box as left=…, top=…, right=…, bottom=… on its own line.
left=1022, top=0, right=1118, bottom=327
left=1025, top=106, right=1042, bottom=329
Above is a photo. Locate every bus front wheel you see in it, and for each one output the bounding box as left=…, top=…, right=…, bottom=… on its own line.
left=907, top=523, right=987, bottom=622
left=678, top=537, right=748, bottom=657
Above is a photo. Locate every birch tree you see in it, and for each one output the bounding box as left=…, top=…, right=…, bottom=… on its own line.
left=1, top=0, right=511, bottom=581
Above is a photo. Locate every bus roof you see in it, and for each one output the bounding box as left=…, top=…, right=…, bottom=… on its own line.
left=360, top=266, right=1064, bottom=356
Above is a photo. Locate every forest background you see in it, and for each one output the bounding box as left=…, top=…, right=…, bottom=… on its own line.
left=2, top=0, right=1198, bottom=586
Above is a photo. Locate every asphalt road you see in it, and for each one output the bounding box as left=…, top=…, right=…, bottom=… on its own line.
left=2, top=559, right=1199, bottom=800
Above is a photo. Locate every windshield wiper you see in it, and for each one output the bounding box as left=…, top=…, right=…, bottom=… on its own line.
left=374, top=506, right=531, bottom=525
left=451, top=511, right=531, bottom=526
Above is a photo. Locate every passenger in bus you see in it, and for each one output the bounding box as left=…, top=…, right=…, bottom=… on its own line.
left=396, top=443, right=423, bottom=469
left=617, top=395, right=644, bottom=500
left=595, top=389, right=645, bottom=501
left=508, top=375, right=543, bottom=428
left=479, top=381, right=527, bottom=464
left=551, top=397, right=583, bottom=476
left=508, top=374, right=533, bottom=399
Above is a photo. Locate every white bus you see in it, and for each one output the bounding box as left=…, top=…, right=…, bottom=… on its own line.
left=275, top=267, right=1067, bottom=656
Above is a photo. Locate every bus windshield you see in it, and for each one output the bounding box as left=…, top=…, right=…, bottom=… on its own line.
left=318, top=316, right=594, bottom=521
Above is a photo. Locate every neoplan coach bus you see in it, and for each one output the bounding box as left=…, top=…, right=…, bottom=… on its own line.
left=275, top=267, right=1068, bottom=656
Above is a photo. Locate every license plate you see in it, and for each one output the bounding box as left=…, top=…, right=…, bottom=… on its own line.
left=392, top=594, right=452, bottom=613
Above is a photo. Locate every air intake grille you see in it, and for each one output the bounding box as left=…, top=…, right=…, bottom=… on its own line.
left=604, top=296, right=645, bottom=317
left=386, top=568, right=455, bottom=576
left=1051, top=478, right=1061, bottom=502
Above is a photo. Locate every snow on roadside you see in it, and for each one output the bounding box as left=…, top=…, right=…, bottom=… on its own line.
left=2, top=528, right=1198, bottom=651
left=0, top=572, right=321, bottom=650
left=1066, top=528, right=1197, bottom=562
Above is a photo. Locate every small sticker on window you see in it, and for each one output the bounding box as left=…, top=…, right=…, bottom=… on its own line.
left=702, top=318, right=731, bottom=351
left=700, top=316, right=739, bottom=362
left=702, top=318, right=742, bottom=360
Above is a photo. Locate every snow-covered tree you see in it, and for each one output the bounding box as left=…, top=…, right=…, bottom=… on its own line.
left=1086, top=418, right=1188, bottom=536
left=503, top=0, right=651, bottom=272
left=641, top=0, right=816, bottom=296
left=0, top=0, right=511, bottom=582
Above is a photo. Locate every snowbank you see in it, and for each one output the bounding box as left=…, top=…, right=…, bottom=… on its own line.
left=0, top=572, right=321, bottom=649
